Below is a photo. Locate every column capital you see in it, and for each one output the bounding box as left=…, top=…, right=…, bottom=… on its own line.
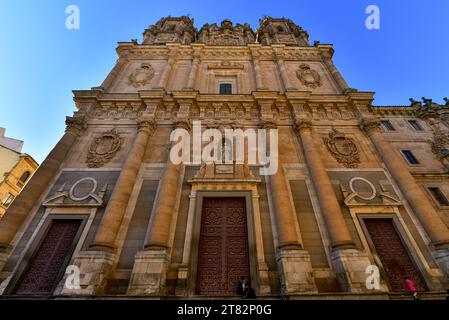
left=294, top=118, right=312, bottom=135
left=359, top=116, right=382, bottom=135
left=260, top=120, right=277, bottom=130
left=174, top=118, right=191, bottom=132
left=137, top=117, right=156, bottom=135
left=65, top=115, right=87, bottom=135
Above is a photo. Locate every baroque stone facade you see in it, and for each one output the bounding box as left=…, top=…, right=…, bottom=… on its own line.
left=0, top=16, right=449, bottom=299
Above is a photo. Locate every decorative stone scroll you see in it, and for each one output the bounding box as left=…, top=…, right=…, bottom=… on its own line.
left=324, top=128, right=360, bottom=168
left=128, top=63, right=154, bottom=87
left=86, top=129, right=122, bottom=168
left=296, top=64, right=321, bottom=88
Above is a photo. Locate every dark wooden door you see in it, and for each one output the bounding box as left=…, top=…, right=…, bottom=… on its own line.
left=196, top=197, right=250, bottom=296
left=364, top=218, right=427, bottom=292
left=14, top=219, right=82, bottom=295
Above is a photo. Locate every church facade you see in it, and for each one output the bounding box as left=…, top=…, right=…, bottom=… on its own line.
left=1, top=16, right=449, bottom=299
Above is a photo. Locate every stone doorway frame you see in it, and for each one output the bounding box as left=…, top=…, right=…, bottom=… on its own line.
left=176, top=181, right=271, bottom=297
left=354, top=210, right=436, bottom=291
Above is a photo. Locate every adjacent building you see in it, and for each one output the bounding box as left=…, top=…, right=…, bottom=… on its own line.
left=0, top=128, right=38, bottom=218
left=0, top=16, right=448, bottom=299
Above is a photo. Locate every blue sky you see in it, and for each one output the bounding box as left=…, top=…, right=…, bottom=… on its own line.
left=0, top=0, right=448, bottom=163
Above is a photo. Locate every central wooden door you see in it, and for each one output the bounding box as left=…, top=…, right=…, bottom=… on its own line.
left=364, top=218, right=427, bottom=292
left=14, top=219, right=82, bottom=295
left=196, top=197, right=250, bottom=296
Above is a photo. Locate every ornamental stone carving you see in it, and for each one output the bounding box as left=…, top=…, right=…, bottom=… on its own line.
left=296, top=64, right=321, bottom=88
left=86, top=129, right=122, bottom=168
left=128, top=63, right=154, bottom=88
left=324, top=128, right=360, bottom=168
left=431, top=126, right=449, bottom=160
left=198, top=19, right=255, bottom=46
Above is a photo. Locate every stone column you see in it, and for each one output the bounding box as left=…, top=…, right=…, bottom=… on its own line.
left=89, top=118, right=156, bottom=252
left=263, top=121, right=317, bottom=294
left=275, top=48, right=296, bottom=91
left=360, top=117, right=449, bottom=249
left=0, top=116, right=86, bottom=257
left=184, top=52, right=200, bottom=90
left=128, top=119, right=189, bottom=295
left=253, top=58, right=266, bottom=90
left=295, top=119, right=354, bottom=249
left=269, top=163, right=303, bottom=250
left=276, top=55, right=295, bottom=92
left=295, top=118, right=372, bottom=292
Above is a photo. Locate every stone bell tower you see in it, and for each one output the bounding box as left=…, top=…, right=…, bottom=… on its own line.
left=142, top=16, right=196, bottom=45
left=257, top=16, right=310, bottom=46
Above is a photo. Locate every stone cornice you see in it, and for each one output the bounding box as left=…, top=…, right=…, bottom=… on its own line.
left=115, top=42, right=331, bottom=61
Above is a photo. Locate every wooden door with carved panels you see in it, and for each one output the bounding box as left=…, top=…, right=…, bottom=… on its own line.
left=14, top=219, right=82, bottom=295
left=196, top=197, right=250, bottom=296
left=364, top=218, right=427, bottom=292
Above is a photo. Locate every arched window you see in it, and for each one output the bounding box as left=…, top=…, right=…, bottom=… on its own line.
left=19, top=171, right=30, bottom=184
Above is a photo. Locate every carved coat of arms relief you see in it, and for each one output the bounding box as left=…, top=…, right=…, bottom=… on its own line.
left=296, top=63, right=322, bottom=88
left=324, top=128, right=360, bottom=168
left=86, top=128, right=122, bottom=168
left=128, top=63, right=155, bottom=87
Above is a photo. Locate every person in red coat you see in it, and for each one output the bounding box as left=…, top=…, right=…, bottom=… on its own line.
left=404, top=276, right=418, bottom=300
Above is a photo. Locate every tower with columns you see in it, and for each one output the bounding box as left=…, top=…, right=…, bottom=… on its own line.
left=0, top=16, right=449, bottom=299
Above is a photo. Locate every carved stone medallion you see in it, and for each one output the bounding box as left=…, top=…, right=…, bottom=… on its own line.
left=296, top=64, right=321, bottom=88
left=128, top=63, right=154, bottom=87
left=87, top=129, right=122, bottom=168
left=324, top=128, right=360, bottom=168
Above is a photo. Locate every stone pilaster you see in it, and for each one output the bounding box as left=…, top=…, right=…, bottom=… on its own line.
left=249, top=46, right=266, bottom=90
left=157, top=48, right=177, bottom=89
left=0, top=115, right=86, bottom=257
left=274, top=48, right=296, bottom=91
left=89, top=117, right=156, bottom=252
left=184, top=49, right=201, bottom=90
